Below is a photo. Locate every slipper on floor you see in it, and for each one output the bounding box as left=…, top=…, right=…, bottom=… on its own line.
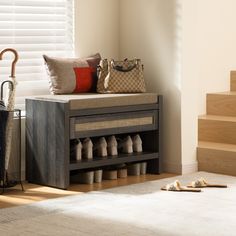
left=161, top=180, right=201, bottom=192
left=188, top=177, right=227, bottom=188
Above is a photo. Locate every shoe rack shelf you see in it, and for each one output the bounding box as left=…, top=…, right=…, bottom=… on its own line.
left=70, top=152, right=158, bottom=171
left=26, top=95, right=162, bottom=189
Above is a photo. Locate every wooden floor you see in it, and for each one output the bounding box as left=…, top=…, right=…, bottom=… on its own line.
left=0, top=173, right=175, bottom=209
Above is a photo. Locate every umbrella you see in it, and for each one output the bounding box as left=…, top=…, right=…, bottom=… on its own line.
left=0, top=48, right=18, bottom=183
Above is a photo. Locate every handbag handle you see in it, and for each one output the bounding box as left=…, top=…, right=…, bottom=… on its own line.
left=111, top=59, right=139, bottom=72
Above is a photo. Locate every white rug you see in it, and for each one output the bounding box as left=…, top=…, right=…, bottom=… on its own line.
left=0, top=172, right=236, bottom=236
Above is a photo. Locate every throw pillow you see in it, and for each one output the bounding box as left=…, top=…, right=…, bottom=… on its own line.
left=73, top=67, right=94, bottom=93
left=43, top=53, right=101, bottom=94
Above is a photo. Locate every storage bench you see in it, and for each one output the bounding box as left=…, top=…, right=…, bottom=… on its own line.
left=26, top=93, right=163, bottom=189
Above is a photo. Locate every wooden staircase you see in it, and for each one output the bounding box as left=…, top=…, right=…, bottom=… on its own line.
left=198, top=71, right=236, bottom=176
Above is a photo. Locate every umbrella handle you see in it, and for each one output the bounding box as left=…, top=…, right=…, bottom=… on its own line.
left=0, top=80, right=14, bottom=102
left=0, top=48, right=19, bottom=78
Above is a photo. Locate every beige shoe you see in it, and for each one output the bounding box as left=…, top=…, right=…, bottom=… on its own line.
left=188, top=177, right=228, bottom=188
left=103, top=169, right=118, bottom=180
left=161, top=180, right=201, bottom=192
left=127, top=163, right=140, bottom=176
left=94, top=137, right=107, bottom=157
left=76, top=139, right=82, bottom=161
left=82, top=138, right=93, bottom=160
left=117, top=164, right=127, bottom=178
left=107, top=135, right=118, bottom=156
left=132, top=134, right=143, bottom=152
left=140, top=162, right=147, bottom=174
left=94, top=169, right=103, bottom=183
left=120, top=136, right=133, bottom=154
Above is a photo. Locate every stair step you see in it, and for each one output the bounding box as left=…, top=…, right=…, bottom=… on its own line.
left=198, top=70, right=236, bottom=175
left=198, top=141, right=236, bottom=176
left=207, top=91, right=236, bottom=116
left=198, top=115, right=236, bottom=144
left=198, top=141, right=236, bottom=151
left=231, top=71, right=236, bottom=91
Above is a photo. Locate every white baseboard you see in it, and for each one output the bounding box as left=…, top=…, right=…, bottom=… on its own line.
left=181, top=162, right=198, bottom=174
left=163, top=161, right=198, bottom=174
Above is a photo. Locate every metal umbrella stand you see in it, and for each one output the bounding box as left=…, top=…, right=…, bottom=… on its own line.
left=0, top=48, right=23, bottom=193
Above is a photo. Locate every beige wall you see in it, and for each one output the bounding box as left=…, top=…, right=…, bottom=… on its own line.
left=181, top=0, right=199, bottom=173
left=75, top=0, right=120, bottom=58
left=195, top=0, right=236, bottom=114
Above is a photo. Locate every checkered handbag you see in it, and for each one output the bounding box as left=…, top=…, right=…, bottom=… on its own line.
left=97, top=59, right=146, bottom=93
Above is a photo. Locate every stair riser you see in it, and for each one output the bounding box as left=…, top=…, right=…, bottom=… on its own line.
left=207, top=94, right=236, bottom=116
left=199, top=119, right=236, bottom=144
left=231, top=71, right=236, bottom=91
left=198, top=147, right=236, bottom=176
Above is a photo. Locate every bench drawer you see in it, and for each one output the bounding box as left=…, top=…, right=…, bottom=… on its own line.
left=70, top=110, right=158, bottom=138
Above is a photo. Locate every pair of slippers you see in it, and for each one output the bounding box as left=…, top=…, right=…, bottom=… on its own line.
left=161, top=178, right=227, bottom=192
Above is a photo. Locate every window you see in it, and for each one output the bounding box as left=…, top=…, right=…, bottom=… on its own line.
left=0, top=0, right=74, bottom=110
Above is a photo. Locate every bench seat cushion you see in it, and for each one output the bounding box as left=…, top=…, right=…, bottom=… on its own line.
left=34, top=93, right=158, bottom=110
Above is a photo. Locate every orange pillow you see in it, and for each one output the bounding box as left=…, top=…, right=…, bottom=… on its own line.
left=73, top=67, right=94, bottom=93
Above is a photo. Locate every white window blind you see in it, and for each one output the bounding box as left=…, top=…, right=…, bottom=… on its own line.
left=0, top=0, right=74, bottom=110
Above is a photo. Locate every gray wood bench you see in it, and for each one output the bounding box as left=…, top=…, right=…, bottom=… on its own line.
left=26, top=93, right=163, bottom=189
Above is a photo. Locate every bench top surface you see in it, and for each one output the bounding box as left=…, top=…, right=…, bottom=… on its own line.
left=28, top=93, right=158, bottom=110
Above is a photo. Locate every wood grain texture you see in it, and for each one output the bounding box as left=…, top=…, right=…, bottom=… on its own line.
left=0, top=173, right=175, bottom=209
left=198, top=142, right=236, bottom=176
left=198, top=141, right=236, bottom=152
left=198, top=115, right=236, bottom=144
left=26, top=99, right=70, bottom=189
left=207, top=92, right=236, bottom=116
left=231, top=71, right=236, bottom=91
